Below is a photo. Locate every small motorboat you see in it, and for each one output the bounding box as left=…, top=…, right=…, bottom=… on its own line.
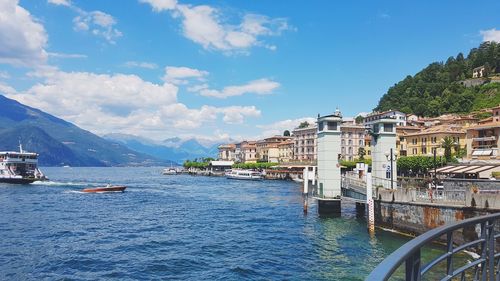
left=82, top=185, right=126, bottom=193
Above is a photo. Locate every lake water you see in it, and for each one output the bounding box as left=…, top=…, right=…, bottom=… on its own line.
left=0, top=167, right=412, bottom=280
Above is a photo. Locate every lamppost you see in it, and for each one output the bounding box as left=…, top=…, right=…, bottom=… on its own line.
left=433, top=149, right=444, bottom=188
left=385, top=148, right=398, bottom=189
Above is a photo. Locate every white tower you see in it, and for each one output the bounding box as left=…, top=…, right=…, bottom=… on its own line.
left=369, top=118, right=398, bottom=189
left=316, top=110, right=342, bottom=214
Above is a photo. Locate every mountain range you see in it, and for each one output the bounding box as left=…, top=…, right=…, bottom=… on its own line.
left=0, top=94, right=171, bottom=166
left=103, top=133, right=222, bottom=164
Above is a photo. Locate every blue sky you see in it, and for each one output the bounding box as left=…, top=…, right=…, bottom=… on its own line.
left=0, top=0, right=499, bottom=144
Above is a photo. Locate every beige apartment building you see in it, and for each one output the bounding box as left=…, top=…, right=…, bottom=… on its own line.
left=256, top=136, right=293, bottom=163
left=466, top=105, right=500, bottom=160
left=278, top=140, right=294, bottom=163
left=340, top=124, right=365, bottom=161
left=292, top=125, right=317, bottom=162
left=218, top=144, right=235, bottom=161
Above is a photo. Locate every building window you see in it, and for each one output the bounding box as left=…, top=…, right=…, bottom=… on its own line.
left=359, top=140, right=363, bottom=146
left=327, top=121, right=337, bottom=130
left=348, top=140, right=352, bottom=145
left=384, top=123, right=393, bottom=132
left=318, top=121, right=324, bottom=131
left=422, top=147, right=427, bottom=154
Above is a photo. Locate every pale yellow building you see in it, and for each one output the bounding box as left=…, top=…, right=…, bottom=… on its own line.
left=405, top=125, right=466, bottom=156
left=278, top=140, right=294, bottom=163
left=256, top=136, right=293, bottom=163
left=218, top=144, right=235, bottom=161
left=234, top=141, right=258, bottom=163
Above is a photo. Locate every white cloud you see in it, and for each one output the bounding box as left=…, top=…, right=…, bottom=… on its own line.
left=220, top=106, right=261, bottom=124
left=139, top=0, right=177, bottom=12
left=256, top=117, right=316, bottom=138
left=187, top=83, right=208, bottom=92
left=198, top=78, right=280, bottom=99
left=124, top=61, right=158, bottom=69
left=140, top=1, right=292, bottom=54
left=47, top=0, right=71, bottom=6
left=0, top=0, right=48, bottom=67
left=176, top=5, right=292, bottom=53
left=163, top=66, right=208, bottom=84
left=5, top=68, right=261, bottom=139
left=480, top=28, right=500, bottom=43
left=73, top=11, right=122, bottom=43
left=0, top=71, right=11, bottom=79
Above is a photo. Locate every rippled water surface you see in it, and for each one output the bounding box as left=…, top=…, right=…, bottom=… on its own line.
left=0, top=167, right=412, bottom=280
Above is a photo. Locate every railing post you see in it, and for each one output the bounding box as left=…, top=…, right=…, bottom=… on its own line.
left=405, top=249, right=421, bottom=281
left=446, top=231, right=453, bottom=277
left=488, top=220, right=495, bottom=281
left=481, top=222, right=488, bottom=281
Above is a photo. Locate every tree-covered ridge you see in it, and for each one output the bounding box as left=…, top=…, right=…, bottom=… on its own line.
left=375, top=41, right=500, bottom=117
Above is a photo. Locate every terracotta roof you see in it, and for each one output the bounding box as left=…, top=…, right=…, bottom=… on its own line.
left=405, top=125, right=465, bottom=137
left=467, top=122, right=500, bottom=130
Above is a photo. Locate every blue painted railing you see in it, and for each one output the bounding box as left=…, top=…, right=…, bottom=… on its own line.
left=367, top=212, right=500, bottom=281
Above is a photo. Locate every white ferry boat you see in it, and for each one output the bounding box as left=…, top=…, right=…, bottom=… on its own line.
left=226, top=169, right=262, bottom=180
left=0, top=144, right=47, bottom=184
left=162, top=168, right=177, bottom=175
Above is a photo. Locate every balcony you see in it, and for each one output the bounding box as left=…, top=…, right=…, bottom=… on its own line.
left=473, top=136, right=497, bottom=142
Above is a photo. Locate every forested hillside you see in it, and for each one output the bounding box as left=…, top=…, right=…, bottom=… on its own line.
left=376, top=41, right=500, bottom=116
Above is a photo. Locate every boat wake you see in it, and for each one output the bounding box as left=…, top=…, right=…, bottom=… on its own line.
left=64, top=190, right=86, bottom=194
left=32, top=180, right=83, bottom=186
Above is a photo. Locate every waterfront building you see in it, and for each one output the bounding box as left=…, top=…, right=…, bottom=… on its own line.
left=405, top=125, right=466, bottom=156
left=364, top=110, right=407, bottom=127
left=466, top=119, right=500, bottom=160
left=292, top=125, right=317, bottom=162
left=208, top=161, right=234, bottom=173
left=218, top=144, right=235, bottom=161
left=256, top=136, right=293, bottom=163
left=278, top=140, right=294, bottom=163
left=234, top=141, right=258, bottom=163
left=396, top=126, right=423, bottom=157
left=340, top=123, right=365, bottom=161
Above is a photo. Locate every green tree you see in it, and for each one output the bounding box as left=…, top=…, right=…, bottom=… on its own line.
left=358, top=147, right=366, bottom=160
left=298, top=121, right=310, bottom=128
left=441, top=136, right=455, bottom=162
left=283, top=130, right=290, bottom=136
left=355, top=115, right=364, bottom=124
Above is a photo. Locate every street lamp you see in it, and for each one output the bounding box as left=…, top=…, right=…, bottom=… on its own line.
left=385, top=148, right=398, bottom=189
left=433, top=149, right=444, bottom=188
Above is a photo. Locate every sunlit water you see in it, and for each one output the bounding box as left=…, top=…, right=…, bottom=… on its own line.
left=1, top=167, right=421, bottom=280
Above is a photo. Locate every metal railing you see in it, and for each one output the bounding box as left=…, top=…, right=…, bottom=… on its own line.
left=367, top=212, right=500, bottom=281
left=415, top=189, right=466, bottom=205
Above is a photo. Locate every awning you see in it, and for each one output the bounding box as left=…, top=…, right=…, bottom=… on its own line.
left=472, top=150, right=493, bottom=156
left=473, top=136, right=497, bottom=142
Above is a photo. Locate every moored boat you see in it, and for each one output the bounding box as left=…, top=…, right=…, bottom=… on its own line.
left=82, top=185, right=127, bottom=193
left=162, top=168, right=177, bottom=175
left=0, top=144, right=47, bottom=184
left=226, top=169, right=262, bottom=180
